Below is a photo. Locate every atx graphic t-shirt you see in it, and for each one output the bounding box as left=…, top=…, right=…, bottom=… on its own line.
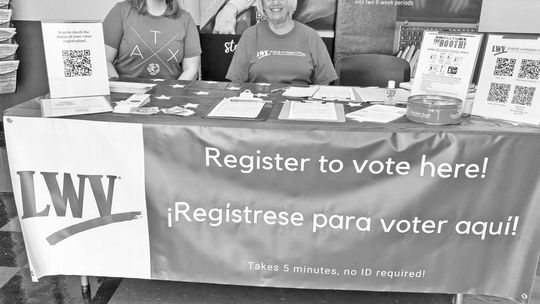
left=103, top=1, right=201, bottom=79
left=226, top=21, right=337, bottom=85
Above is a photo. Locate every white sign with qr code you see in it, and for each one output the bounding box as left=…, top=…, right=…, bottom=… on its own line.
left=472, top=34, right=540, bottom=125
left=41, top=21, right=110, bottom=98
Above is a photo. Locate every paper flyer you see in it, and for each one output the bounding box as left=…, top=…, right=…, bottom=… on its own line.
left=289, top=101, right=337, bottom=121
left=41, top=96, right=112, bottom=117
left=41, top=21, right=110, bottom=98
left=208, top=99, right=264, bottom=119
left=472, top=34, right=540, bottom=125
left=346, top=104, right=406, bottom=123
left=411, top=31, right=483, bottom=103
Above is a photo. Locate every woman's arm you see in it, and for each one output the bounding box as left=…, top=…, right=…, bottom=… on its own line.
left=103, top=3, right=124, bottom=78
left=105, top=45, right=119, bottom=78
left=179, top=55, right=201, bottom=80
left=310, top=34, right=338, bottom=85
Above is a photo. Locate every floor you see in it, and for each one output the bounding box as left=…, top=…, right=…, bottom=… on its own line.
left=0, top=192, right=537, bottom=304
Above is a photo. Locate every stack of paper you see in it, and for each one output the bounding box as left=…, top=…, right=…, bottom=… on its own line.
left=282, top=86, right=320, bottom=98
left=41, top=96, right=113, bottom=117
left=399, top=81, right=413, bottom=90
left=109, top=81, right=156, bottom=94
left=354, top=87, right=410, bottom=104
left=312, top=86, right=355, bottom=101
left=207, top=98, right=264, bottom=118
left=288, top=101, right=337, bottom=121
left=346, top=105, right=406, bottom=123
left=113, top=94, right=151, bottom=114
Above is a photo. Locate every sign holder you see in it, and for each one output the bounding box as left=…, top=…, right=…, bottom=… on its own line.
left=41, top=20, right=110, bottom=99
left=472, top=34, right=540, bottom=125
left=411, top=31, right=483, bottom=104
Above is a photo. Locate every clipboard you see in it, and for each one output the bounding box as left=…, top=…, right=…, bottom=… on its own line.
left=202, top=101, right=274, bottom=121
left=203, top=90, right=274, bottom=121
left=311, top=86, right=355, bottom=102
left=278, top=100, right=346, bottom=122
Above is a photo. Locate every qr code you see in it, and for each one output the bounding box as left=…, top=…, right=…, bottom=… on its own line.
left=511, top=85, right=536, bottom=106
left=487, top=82, right=511, bottom=103
left=62, top=49, right=92, bottom=77
left=493, top=58, right=516, bottom=77
left=517, top=59, right=540, bottom=80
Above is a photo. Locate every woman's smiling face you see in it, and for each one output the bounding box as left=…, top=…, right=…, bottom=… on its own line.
left=263, top=0, right=291, bottom=24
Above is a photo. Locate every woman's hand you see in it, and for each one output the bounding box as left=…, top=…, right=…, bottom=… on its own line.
left=179, top=56, right=201, bottom=80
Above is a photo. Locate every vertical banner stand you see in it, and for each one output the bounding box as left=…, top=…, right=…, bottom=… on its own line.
left=455, top=293, right=464, bottom=304
left=81, top=275, right=91, bottom=303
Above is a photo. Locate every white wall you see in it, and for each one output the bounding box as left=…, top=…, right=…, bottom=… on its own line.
left=11, top=0, right=200, bottom=24
left=479, top=0, right=540, bottom=34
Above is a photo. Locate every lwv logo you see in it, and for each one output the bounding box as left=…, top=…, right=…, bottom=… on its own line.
left=492, top=45, right=507, bottom=56
left=17, top=171, right=142, bottom=245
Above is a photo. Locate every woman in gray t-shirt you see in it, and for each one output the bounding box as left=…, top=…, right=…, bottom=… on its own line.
left=103, top=0, right=202, bottom=80
left=226, top=0, right=337, bottom=85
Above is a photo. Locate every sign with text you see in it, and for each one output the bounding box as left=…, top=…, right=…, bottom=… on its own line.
left=4, top=117, right=149, bottom=281
left=472, top=34, right=540, bottom=125
left=41, top=21, right=110, bottom=98
left=4, top=117, right=540, bottom=304
left=334, top=0, right=483, bottom=63
left=143, top=125, right=540, bottom=304
left=411, top=31, right=483, bottom=102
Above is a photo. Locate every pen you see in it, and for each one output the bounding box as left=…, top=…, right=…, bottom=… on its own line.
left=271, top=87, right=289, bottom=93
left=229, top=98, right=273, bottom=104
left=303, top=99, right=327, bottom=104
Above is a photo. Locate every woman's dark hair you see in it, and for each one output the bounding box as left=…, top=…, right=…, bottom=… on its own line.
left=128, top=0, right=179, bottom=17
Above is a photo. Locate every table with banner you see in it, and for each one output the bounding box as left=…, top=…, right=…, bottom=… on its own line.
left=3, top=79, right=540, bottom=304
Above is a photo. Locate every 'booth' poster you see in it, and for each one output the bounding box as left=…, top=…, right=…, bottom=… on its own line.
left=411, top=31, right=483, bottom=102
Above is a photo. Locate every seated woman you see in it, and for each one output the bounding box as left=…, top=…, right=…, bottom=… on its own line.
left=103, top=0, right=201, bottom=80
left=225, top=0, right=338, bottom=85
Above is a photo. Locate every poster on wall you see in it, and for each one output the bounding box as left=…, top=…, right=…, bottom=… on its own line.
left=334, top=0, right=483, bottom=63
left=411, top=31, right=483, bottom=102
left=472, top=34, right=540, bottom=125
left=41, top=21, right=110, bottom=98
left=194, top=0, right=337, bottom=36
